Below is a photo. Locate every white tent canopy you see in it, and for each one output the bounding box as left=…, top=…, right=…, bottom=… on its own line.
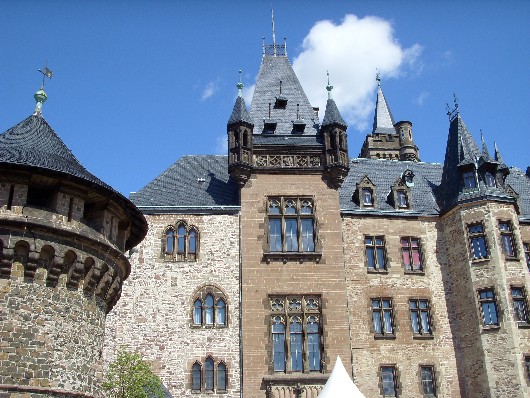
left=318, top=356, right=367, bottom=398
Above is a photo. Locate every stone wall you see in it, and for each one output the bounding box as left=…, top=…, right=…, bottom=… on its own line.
left=103, top=213, right=241, bottom=397
left=342, top=215, right=462, bottom=397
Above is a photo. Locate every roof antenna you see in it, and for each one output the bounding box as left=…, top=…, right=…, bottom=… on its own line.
left=34, top=64, right=53, bottom=116
left=237, top=70, right=243, bottom=97
left=271, top=9, right=276, bottom=56
left=326, top=71, right=333, bottom=100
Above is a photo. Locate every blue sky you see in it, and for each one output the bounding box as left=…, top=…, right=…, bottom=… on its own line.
left=1, top=1, right=529, bottom=196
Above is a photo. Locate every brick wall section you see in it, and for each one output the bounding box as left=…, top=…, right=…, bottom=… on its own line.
left=439, top=202, right=530, bottom=398
left=342, top=215, right=462, bottom=397
left=240, top=173, right=351, bottom=397
left=104, top=213, right=241, bottom=397
left=0, top=263, right=105, bottom=397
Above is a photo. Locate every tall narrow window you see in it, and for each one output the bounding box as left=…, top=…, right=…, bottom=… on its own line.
left=381, top=366, right=397, bottom=397
left=401, top=237, right=423, bottom=271
left=270, top=295, right=322, bottom=373
left=409, top=299, right=432, bottom=336
left=290, top=317, right=303, bottom=371
left=217, top=299, right=226, bottom=326
left=204, top=294, right=214, bottom=325
left=188, top=229, right=197, bottom=260
left=372, top=298, right=394, bottom=336
left=177, top=225, right=186, bottom=260
left=165, top=228, right=175, bottom=255
left=362, top=188, right=373, bottom=206
left=193, top=299, right=202, bottom=325
left=478, top=289, right=499, bottom=326
left=192, top=362, right=201, bottom=391
left=463, top=170, right=477, bottom=189
left=217, top=362, right=227, bottom=391
left=511, top=287, right=529, bottom=324
left=272, top=316, right=286, bottom=371
left=484, top=172, right=496, bottom=187
left=420, top=366, right=436, bottom=396
left=307, top=316, right=320, bottom=371
left=525, top=356, right=530, bottom=380
left=397, top=190, right=408, bottom=208
left=204, top=357, right=214, bottom=391
left=499, top=221, right=517, bottom=257
left=366, top=236, right=387, bottom=271
left=468, top=223, right=488, bottom=259
left=6, top=184, right=15, bottom=210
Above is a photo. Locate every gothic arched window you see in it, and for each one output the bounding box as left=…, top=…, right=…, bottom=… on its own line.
left=191, top=286, right=228, bottom=328
left=217, top=362, right=227, bottom=391
left=163, top=222, right=200, bottom=261
left=205, top=357, right=214, bottom=391
left=192, top=362, right=201, bottom=392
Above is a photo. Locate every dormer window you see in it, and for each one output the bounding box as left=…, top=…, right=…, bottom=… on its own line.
left=397, top=190, right=409, bottom=208
left=275, top=96, right=287, bottom=109
left=362, top=188, right=374, bottom=206
left=463, top=170, right=477, bottom=189
left=484, top=172, right=496, bottom=187
left=292, top=120, right=305, bottom=134
left=263, top=121, right=277, bottom=134
left=403, top=170, right=415, bottom=187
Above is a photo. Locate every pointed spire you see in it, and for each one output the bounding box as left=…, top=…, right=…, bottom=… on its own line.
left=271, top=9, right=276, bottom=56
left=494, top=141, right=505, bottom=163
left=228, top=70, right=252, bottom=126
left=322, top=73, right=346, bottom=128
left=372, top=75, right=395, bottom=134
left=479, top=130, right=493, bottom=162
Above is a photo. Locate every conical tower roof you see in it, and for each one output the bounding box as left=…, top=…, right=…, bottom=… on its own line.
left=249, top=55, right=318, bottom=135
left=318, top=357, right=366, bottom=398
left=322, top=98, right=347, bottom=128
left=228, top=96, right=253, bottom=126
left=372, top=81, right=395, bottom=135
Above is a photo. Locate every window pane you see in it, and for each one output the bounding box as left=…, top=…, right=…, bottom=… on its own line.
left=383, top=310, right=393, bottom=334
left=193, top=300, right=202, bottom=325
left=177, top=226, right=186, bottom=253
left=421, top=367, right=435, bottom=395
left=502, top=235, right=515, bottom=256
left=301, top=218, right=315, bottom=252
left=421, top=311, right=431, bottom=334
left=482, top=302, right=498, bottom=325
left=269, top=219, right=282, bottom=252
left=217, top=299, right=226, bottom=325
left=217, top=363, right=227, bottom=390
left=192, top=363, right=201, bottom=390
left=410, top=311, right=420, bottom=333
left=300, top=200, right=313, bottom=214
left=165, top=230, right=174, bottom=254
left=285, top=199, right=297, bottom=215
left=373, top=311, right=382, bottom=334
left=285, top=219, right=299, bottom=252
left=272, top=320, right=285, bottom=371
left=290, top=319, right=303, bottom=371
left=205, top=358, right=214, bottom=391
left=366, top=247, right=375, bottom=269
left=307, top=320, right=320, bottom=371
left=269, top=200, right=281, bottom=215
left=205, top=294, right=214, bottom=325
left=189, top=230, right=197, bottom=253
left=376, top=247, right=386, bottom=269
left=381, top=367, right=396, bottom=396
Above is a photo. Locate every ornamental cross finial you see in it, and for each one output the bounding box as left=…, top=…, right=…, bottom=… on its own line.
left=237, top=70, right=243, bottom=97
left=326, top=70, right=333, bottom=99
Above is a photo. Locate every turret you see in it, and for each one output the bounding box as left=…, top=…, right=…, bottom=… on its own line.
left=227, top=71, right=254, bottom=186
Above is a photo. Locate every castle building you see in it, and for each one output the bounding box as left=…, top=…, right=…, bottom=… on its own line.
left=103, top=36, right=530, bottom=398
left=0, top=80, right=147, bottom=397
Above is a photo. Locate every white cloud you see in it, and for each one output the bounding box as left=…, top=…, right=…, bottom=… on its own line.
left=201, top=79, right=220, bottom=101
left=292, top=14, right=422, bottom=132
left=215, top=135, right=228, bottom=154
left=242, top=83, right=255, bottom=106
left=414, top=91, right=430, bottom=106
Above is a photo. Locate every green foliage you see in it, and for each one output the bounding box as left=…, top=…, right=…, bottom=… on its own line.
left=103, top=348, right=165, bottom=398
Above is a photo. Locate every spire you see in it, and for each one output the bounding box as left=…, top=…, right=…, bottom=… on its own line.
left=271, top=9, right=276, bottom=55
left=322, top=72, right=346, bottom=128
left=33, top=66, right=53, bottom=116
left=372, top=75, right=395, bottom=135
left=494, top=141, right=505, bottom=163
left=228, top=70, right=252, bottom=126
left=479, top=130, right=494, bottom=163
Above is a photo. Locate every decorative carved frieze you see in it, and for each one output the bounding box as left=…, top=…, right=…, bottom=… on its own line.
left=254, top=154, right=321, bottom=168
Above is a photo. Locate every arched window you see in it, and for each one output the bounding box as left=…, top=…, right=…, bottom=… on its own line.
left=217, top=299, right=226, bottom=326
left=217, top=362, right=227, bottom=391
left=290, top=316, right=303, bottom=371
left=307, top=316, right=321, bottom=371
left=192, top=362, right=201, bottom=391
left=272, top=316, right=286, bottom=371
left=192, top=286, right=228, bottom=328
left=205, top=357, right=214, bottom=391
left=165, top=228, right=175, bottom=254
left=164, top=222, right=200, bottom=261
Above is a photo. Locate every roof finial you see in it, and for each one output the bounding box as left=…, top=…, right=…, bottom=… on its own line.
left=271, top=9, right=276, bottom=56
left=376, top=71, right=381, bottom=86
left=237, top=70, right=243, bottom=97
left=326, top=71, right=333, bottom=99
left=34, top=65, right=53, bottom=116
left=446, top=92, right=459, bottom=121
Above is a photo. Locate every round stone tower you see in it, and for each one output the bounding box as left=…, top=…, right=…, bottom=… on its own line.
left=0, top=84, right=147, bottom=397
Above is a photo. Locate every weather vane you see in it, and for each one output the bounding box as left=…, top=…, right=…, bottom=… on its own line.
left=38, top=65, right=53, bottom=88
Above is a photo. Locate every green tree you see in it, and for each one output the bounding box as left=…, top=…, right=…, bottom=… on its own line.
left=103, top=348, right=165, bottom=398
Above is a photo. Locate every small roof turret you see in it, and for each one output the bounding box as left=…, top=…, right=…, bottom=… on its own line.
left=321, top=72, right=347, bottom=128
left=227, top=70, right=253, bottom=126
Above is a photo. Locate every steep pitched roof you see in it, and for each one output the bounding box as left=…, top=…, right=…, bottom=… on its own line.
left=372, top=83, right=395, bottom=135
left=0, top=114, right=113, bottom=191
left=321, top=98, right=347, bottom=128
left=228, top=96, right=253, bottom=126
left=130, top=155, right=239, bottom=210
left=249, top=55, right=319, bottom=135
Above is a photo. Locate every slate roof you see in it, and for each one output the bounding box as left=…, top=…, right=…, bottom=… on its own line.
left=228, top=96, right=253, bottom=126
left=249, top=55, right=319, bottom=135
left=340, top=158, right=443, bottom=216
left=372, top=84, right=396, bottom=135
left=506, top=168, right=530, bottom=221
left=321, top=98, right=347, bottom=128
left=0, top=115, right=114, bottom=191
left=130, top=155, right=239, bottom=210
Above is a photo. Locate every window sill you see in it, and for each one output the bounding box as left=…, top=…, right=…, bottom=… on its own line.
left=503, top=255, right=520, bottom=261
left=404, top=269, right=425, bottom=275
left=517, top=322, right=530, bottom=329
left=481, top=324, right=500, bottom=332
left=471, top=257, right=490, bottom=264
left=263, top=252, right=322, bottom=264
left=412, top=334, right=434, bottom=340
left=367, top=269, right=388, bottom=274
left=190, top=324, right=228, bottom=329
left=374, top=334, right=396, bottom=340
